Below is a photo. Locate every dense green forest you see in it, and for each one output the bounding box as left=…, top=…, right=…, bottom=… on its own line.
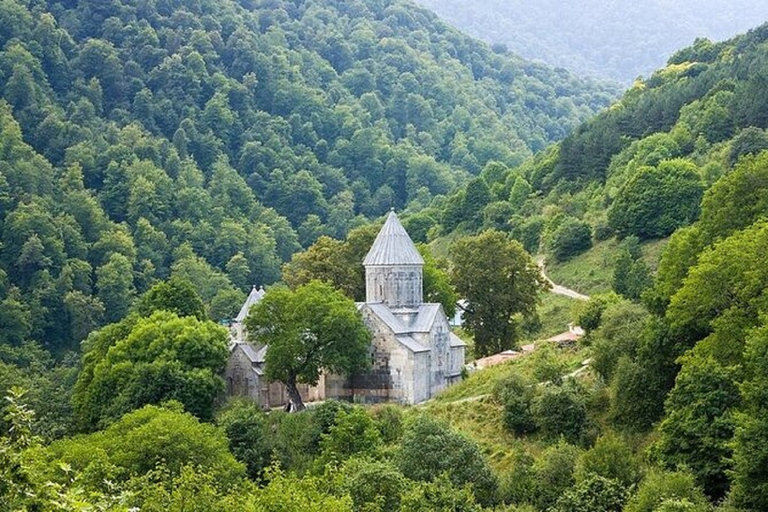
left=0, top=0, right=616, bottom=356
left=414, top=0, right=768, bottom=83
left=6, top=1, right=768, bottom=511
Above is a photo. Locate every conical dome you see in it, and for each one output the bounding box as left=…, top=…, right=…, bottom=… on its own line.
left=363, top=211, right=424, bottom=308
left=363, top=211, right=424, bottom=267
left=235, top=285, right=265, bottom=323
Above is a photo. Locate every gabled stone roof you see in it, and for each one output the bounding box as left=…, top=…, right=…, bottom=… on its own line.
left=360, top=302, right=462, bottom=354
left=409, top=304, right=441, bottom=333
left=235, top=285, right=265, bottom=323
left=449, top=332, right=468, bottom=348
left=363, top=211, right=424, bottom=266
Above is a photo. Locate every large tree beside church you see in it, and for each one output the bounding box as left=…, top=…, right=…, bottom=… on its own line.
left=245, top=281, right=371, bottom=411
left=451, top=230, right=548, bottom=357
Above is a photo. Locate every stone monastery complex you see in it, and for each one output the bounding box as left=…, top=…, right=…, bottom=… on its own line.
left=226, top=211, right=466, bottom=408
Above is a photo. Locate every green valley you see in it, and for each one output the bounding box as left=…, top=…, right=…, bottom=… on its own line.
left=3, top=1, right=768, bottom=511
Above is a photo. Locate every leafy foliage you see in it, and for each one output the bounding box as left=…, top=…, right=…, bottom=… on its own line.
left=494, top=373, right=537, bottom=435
left=216, top=399, right=272, bottom=480
left=246, top=281, right=371, bottom=410
left=532, top=382, right=589, bottom=444
left=608, top=160, right=703, bottom=240
left=551, top=474, right=628, bottom=512
left=731, top=322, right=768, bottom=511
left=398, top=415, right=498, bottom=507
left=30, top=403, right=245, bottom=488
left=624, top=470, right=710, bottom=512
left=73, top=311, right=229, bottom=429
left=451, top=230, right=548, bottom=357
left=654, top=355, right=739, bottom=500
left=135, top=277, right=206, bottom=320
left=549, top=217, right=593, bottom=261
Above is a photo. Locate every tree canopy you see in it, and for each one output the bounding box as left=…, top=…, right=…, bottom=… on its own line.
left=451, top=230, right=548, bottom=356
left=73, top=311, right=229, bottom=429
left=245, top=281, right=371, bottom=411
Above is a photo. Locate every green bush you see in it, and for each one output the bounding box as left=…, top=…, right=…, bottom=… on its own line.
left=499, top=448, right=537, bottom=505
left=339, top=457, right=407, bottom=512
left=398, top=415, right=498, bottom=507
left=494, top=374, right=537, bottom=436
left=549, top=218, right=593, bottom=262
left=532, top=382, right=589, bottom=444
left=624, top=470, right=709, bottom=512
left=29, top=403, right=245, bottom=489
left=531, top=440, right=582, bottom=510
left=319, top=407, right=382, bottom=464
left=400, top=474, right=483, bottom=512
left=552, top=474, right=628, bottom=512
left=216, top=399, right=272, bottom=480
left=608, top=159, right=703, bottom=240
left=591, top=301, right=650, bottom=381
left=531, top=343, right=570, bottom=384
left=576, top=433, right=643, bottom=488
left=369, top=404, right=404, bottom=444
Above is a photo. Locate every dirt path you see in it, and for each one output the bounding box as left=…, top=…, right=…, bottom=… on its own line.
left=537, top=259, right=590, bottom=301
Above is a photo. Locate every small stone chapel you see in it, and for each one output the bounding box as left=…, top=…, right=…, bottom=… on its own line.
left=226, top=210, right=465, bottom=407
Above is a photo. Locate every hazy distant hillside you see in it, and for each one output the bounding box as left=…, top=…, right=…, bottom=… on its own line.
left=414, top=0, right=768, bottom=83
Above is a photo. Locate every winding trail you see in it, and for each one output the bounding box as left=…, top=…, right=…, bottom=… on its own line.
left=537, top=259, right=590, bottom=301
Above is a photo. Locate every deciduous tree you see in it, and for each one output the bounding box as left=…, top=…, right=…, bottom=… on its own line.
left=73, top=311, right=228, bottom=429
left=245, top=281, right=371, bottom=411
left=451, top=230, right=548, bottom=356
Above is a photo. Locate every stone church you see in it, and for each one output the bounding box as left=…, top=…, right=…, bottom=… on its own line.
left=226, top=211, right=465, bottom=407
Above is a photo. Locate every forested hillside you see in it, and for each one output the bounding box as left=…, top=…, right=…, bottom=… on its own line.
left=430, top=23, right=768, bottom=254
left=0, top=0, right=617, bottom=355
left=414, top=0, right=768, bottom=83
left=9, top=2, right=768, bottom=512
left=412, top=22, right=768, bottom=512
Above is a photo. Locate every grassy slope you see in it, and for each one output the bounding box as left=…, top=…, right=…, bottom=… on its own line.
left=542, top=239, right=621, bottom=296
left=530, top=292, right=579, bottom=340
left=416, top=343, right=588, bottom=472
left=543, top=237, right=670, bottom=297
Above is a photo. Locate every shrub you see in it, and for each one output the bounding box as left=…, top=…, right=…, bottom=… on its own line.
left=498, top=447, right=536, bottom=505
left=494, top=374, right=537, bottom=436
left=552, top=474, right=628, bottom=512
left=591, top=301, right=650, bottom=381
left=216, top=399, right=272, bottom=480
left=532, top=382, right=589, bottom=444
left=624, top=470, right=709, bottom=512
left=319, top=407, right=381, bottom=464
left=608, top=160, right=703, bottom=240
left=401, top=474, right=483, bottom=512
left=398, top=415, right=498, bottom=506
left=369, top=404, right=404, bottom=444
left=339, top=457, right=407, bottom=512
left=309, top=399, right=353, bottom=450
left=531, top=343, right=569, bottom=384
left=576, top=433, right=643, bottom=488
left=531, top=440, right=582, bottom=510
left=549, top=218, right=592, bottom=261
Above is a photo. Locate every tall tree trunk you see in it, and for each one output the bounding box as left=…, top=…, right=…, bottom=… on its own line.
left=285, top=376, right=305, bottom=412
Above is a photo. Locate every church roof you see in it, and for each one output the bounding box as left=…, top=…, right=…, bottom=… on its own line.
left=396, top=335, right=430, bottom=353
left=449, top=332, right=468, bottom=348
left=409, top=304, right=441, bottom=333
left=235, top=285, right=265, bottom=323
left=363, top=303, right=445, bottom=335
left=364, top=303, right=408, bottom=334
left=363, top=211, right=424, bottom=266
left=231, top=341, right=267, bottom=364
